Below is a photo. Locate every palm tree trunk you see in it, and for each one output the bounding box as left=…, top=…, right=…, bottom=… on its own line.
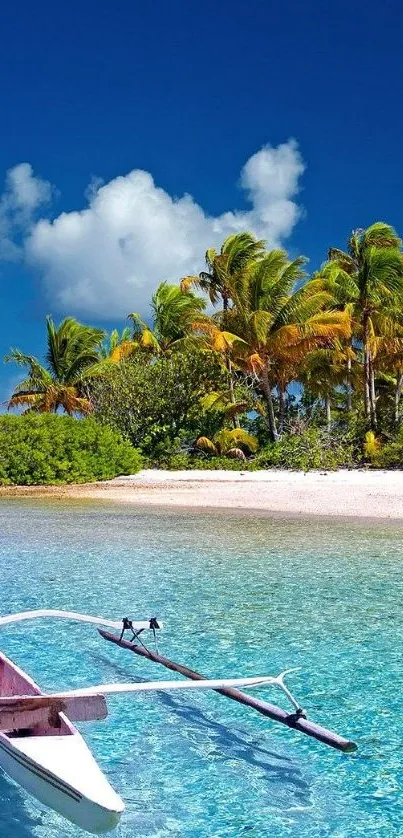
left=260, top=366, right=279, bottom=442
left=363, top=313, right=372, bottom=425
left=227, top=356, right=240, bottom=429
left=369, top=358, right=377, bottom=428
left=221, top=292, right=240, bottom=428
left=278, top=383, right=286, bottom=436
left=395, top=371, right=403, bottom=424
left=346, top=355, right=352, bottom=412
left=325, top=395, right=331, bottom=432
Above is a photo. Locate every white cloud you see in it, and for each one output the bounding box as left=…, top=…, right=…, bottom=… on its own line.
left=5, top=162, right=52, bottom=213
left=0, top=163, right=52, bottom=260
left=21, top=140, right=304, bottom=318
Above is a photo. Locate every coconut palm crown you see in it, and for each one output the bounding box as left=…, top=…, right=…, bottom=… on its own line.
left=181, top=232, right=266, bottom=310
left=6, top=316, right=105, bottom=414
left=128, top=281, right=205, bottom=353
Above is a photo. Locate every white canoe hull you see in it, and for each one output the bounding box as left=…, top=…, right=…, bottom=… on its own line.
left=0, top=650, right=124, bottom=833
left=0, top=728, right=124, bottom=833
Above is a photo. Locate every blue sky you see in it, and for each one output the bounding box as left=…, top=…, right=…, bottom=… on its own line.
left=1, top=0, right=403, bottom=401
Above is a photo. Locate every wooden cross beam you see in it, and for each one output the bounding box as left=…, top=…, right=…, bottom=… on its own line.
left=0, top=694, right=107, bottom=730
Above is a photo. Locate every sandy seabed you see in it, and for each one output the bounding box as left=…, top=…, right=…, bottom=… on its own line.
left=1, top=469, right=403, bottom=521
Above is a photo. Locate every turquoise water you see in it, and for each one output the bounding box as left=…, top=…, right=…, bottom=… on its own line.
left=0, top=501, right=402, bottom=837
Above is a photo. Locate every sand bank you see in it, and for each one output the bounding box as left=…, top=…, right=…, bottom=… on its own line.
left=1, top=469, right=403, bottom=520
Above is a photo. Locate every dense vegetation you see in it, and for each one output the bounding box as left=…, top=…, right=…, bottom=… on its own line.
left=0, top=415, right=141, bottom=484
left=89, top=349, right=228, bottom=458
left=6, top=223, right=403, bottom=476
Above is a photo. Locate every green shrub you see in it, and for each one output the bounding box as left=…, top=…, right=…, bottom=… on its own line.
left=89, top=351, right=227, bottom=455
left=187, top=456, right=250, bottom=471
left=0, top=414, right=142, bottom=485
left=154, top=453, right=191, bottom=470
left=147, top=453, right=251, bottom=470
left=373, top=428, right=403, bottom=468
left=147, top=428, right=357, bottom=471
left=252, top=428, right=354, bottom=471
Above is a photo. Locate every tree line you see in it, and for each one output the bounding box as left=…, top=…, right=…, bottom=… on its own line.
left=6, top=222, right=403, bottom=465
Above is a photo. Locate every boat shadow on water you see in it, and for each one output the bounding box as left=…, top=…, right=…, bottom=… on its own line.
left=92, top=652, right=310, bottom=803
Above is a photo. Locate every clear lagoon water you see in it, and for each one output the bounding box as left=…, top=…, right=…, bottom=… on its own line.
left=0, top=500, right=402, bottom=837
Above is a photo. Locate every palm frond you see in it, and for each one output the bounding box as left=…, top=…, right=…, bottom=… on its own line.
left=8, top=392, right=45, bottom=412
left=246, top=250, right=288, bottom=311
left=363, top=247, right=403, bottom=301
left=205, top=248, right=217, bottom=271
left=327, top=248, right=355, bottom=274
left=214, top=428, right=258, bottom=454
left=362, top=222, right=401, bottom=250
left=195, top=436, right=218, bottom=455
left=200, top=391, right=248, bottom=417
left=180, top=275, right=199, bottom=293
left=272, top=286, right=334, bottom=330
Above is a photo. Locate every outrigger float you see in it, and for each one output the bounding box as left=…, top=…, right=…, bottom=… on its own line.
left=0, top=610, right=357, bottom=834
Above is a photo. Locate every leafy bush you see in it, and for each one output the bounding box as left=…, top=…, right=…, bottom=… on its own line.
left=188, top=456, right=250, bottom=470
left=363, top=431, right=381, bottom=461
left=252, top=428, right=354, bottom=471
left=0, top=415, right=142, bottom=485
left=89, top=350, right=228, bottom=455
left=148, top=452, right=191, bottom=470
left=147, top=452, right=251, bottom=470
left=372, top=428, right=403, bottom=468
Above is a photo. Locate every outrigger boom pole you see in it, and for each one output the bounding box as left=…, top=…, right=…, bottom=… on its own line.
left=99, top=628, right=357, bottom=753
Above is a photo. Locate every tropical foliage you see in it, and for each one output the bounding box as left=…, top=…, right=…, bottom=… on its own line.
left=252, top=427, right=354, bottom=471
left=6, top=224, right=403, bottom=476
left=6, top=317, right=105, bottom=414
left=0, top=415, right=141, bottom=485
left=181, top=232, right=265, bottom=310
left=321, top=223, right=403, bottom=427
left=195, top=428, right=258, bottom=459
left=128, top=282, right=205, bottom=353
left=88, top=349, right=228, bottom=457
left=371, top=426, right=403, bottom=468
left=99, top=328, right=133, bottom=362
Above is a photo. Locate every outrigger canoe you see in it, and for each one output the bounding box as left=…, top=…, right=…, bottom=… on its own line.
left=0, top=648, right=124, bottom=833
left=0, top=609, right=357, bottom=834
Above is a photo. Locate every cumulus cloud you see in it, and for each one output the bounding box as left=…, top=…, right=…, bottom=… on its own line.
left=16, top=140, right=304, bottom=317
left=0, top=163, right=52, bottom=260
left=5, top=162, right=52, bottom=214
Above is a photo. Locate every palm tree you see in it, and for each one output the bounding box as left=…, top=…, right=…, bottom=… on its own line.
left=5, top=316, right=105, bottom=414
left=199, top=391, right=249, bottom=422
left=324, top=222, right=403, bottom=426
left=128, top=282, right=205, bottom=353
left=195, top=428, right=258, bottom=460
left=181, top=232, right=266, bottom=311
left=368, top=322, right=403, bottom=423
left=187, top=321, right=249, bottom=429
left=182, top=232, right=266, bottom=423
left=99, top=328, right=134, bottom=361
left=197, top=250, right=351, bottom=441
left=300, top=347, right=357, bottom=431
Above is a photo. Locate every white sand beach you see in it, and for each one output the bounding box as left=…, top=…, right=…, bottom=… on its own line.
left=3, top=469, right=403, bottom=520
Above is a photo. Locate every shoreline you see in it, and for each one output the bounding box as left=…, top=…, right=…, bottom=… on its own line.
left=1, top=469, right=403, bottom=521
